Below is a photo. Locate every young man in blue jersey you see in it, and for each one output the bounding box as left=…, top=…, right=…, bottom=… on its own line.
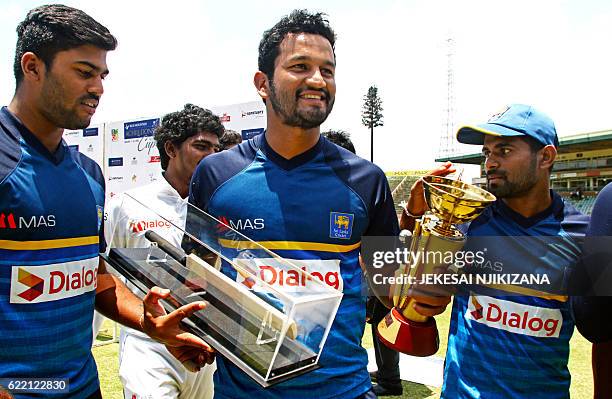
left=188, top=9, right=448, bottom=399
left=107, top=104, right=223, bottom=399
left=0, top=6, right=212, bottom=398
left=405, top=104, right=589, bottom=398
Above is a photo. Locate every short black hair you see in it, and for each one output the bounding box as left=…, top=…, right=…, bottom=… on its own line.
left=521, top=135, right=555, bottom=173
left=322, top=129, right=355, bottom=154
left=154, top=104, right=225, bottom=170
left=258, top=9, right=336, bottom=79
left=14, top=4, right=117, bottom=87
left=219, top=129, right=242, bottom=150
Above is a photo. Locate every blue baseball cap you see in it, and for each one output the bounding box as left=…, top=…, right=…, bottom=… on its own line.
left=456, top=104, right=559, bottom=147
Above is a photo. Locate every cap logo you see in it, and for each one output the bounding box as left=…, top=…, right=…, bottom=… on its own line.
left=487, top=106, right=510, bottom=123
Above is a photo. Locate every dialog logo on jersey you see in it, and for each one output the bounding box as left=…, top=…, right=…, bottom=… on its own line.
left=10, top=258, right=99, bottom=304
left=329, top=212, right=354, bottom=239
left=469, top=296, right=484, bottom=320
left=16, top=268, right=44, bottom=301
left=234, top=258, right=343, bottom=292
left=465, top=294, right=563, bottom=338
left=128, top=219, right=172, bottom=233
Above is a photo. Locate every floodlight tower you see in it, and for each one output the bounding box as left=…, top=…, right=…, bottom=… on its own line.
left=438, top=36, right=458, bottom=159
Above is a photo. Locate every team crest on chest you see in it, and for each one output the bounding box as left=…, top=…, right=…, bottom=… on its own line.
left=97, top=205, right=103, bottom=232
left=329, top=212, right=354, bottom=239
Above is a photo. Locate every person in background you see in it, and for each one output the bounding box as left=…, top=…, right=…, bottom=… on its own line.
left=323, top=128, right=402, bottom=396
left=322, top=129, right=355, bottom=154
left=105, top=104, right=223, bottom=399
left=219, top=129, right=242, bottom=150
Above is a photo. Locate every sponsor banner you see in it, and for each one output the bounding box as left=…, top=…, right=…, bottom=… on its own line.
left=210, top=101, right=265, bottom=133
left=10, top=257, right=98, bottom=304
left=103, top=102, right=264, bottom=200
left=241, top=109, right=264, bottom=119
left=62, top=123, right=104, bottom=168
left=124, top=118, right=159, bottom=140
left=466, top=294, right=563, bottom=338
left=108, top=157, right=123, bottom=167
left=234, top=257, right=343, bottom=292
left=104, top=116, right=163, bottom=200
left=242, top=128, right=264, bottom=140
left=83, top=127, right=99, bottom=137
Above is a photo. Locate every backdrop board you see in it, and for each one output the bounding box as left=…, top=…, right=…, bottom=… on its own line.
left=102, top=102, right=266, bottom=200
left=62, top=124, right=105, bottom=169
left=104, top=117, right=162, bottom=200
left=211, top=100, right=266, bottom=141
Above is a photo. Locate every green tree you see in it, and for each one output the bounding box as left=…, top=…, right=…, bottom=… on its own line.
left=361, top=85, right=384, bottom=162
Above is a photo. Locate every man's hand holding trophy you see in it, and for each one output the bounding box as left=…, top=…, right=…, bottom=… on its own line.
left=372, top=162, right=496, bottom=356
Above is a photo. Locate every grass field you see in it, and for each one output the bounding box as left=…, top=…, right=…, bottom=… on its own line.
left=93, top=306, right=594, bottom=399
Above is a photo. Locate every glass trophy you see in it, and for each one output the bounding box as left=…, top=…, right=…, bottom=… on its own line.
left=100, top=193, right=343, bottom=387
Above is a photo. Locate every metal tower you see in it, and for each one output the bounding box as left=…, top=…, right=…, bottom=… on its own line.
left=438, top=36, right=458, bottom=159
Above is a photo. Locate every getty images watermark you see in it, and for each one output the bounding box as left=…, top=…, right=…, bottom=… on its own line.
left=369, top=247, right=552, bottom=287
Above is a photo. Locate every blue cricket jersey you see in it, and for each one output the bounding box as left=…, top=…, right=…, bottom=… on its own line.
left=571, top=183, right=612, bottom=343
left=441, top=192, right=589, bottom=399
left=189, top=133, right=399, bottom=399
left=0, top=107, right=105, bottom=398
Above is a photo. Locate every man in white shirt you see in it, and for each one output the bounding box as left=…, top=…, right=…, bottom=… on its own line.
left=105, top=104, right=224, bottom=399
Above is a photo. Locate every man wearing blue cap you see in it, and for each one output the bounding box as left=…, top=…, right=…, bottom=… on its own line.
left=405, top=104, right=589, bottom=398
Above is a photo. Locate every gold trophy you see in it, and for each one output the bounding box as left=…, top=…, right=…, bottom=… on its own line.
left=376, top=175, right=496, bottom=356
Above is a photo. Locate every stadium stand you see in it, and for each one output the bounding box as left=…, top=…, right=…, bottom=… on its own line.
left=435, top=129, right=612, bottom=216
left=385, top=172, right=426, bottom=215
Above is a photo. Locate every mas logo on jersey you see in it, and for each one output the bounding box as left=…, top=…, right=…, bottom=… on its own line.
left=465, top=294, right=563, bottom=338
left=234, top=258, right=343, bottom=292
left=329, top=212, right=354, bottom=239
left=0, top=212, right=55, bottom=229
left=216, top=216, right=265, bottom=233
left=10, top=258, right=98, bottom=304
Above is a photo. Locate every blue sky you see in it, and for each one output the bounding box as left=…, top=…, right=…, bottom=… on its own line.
left=1, top=0, right=611, bottom=172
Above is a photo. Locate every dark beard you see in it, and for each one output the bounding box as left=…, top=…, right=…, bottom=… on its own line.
left=39, top=73, right=93, bottom=130
left=268, top=80, right=333, bottom=129
left=486, top=157, right=538, bottom=198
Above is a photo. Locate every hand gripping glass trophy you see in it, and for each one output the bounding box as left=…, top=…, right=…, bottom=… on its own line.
left=374, top=175, right=495, bottom=356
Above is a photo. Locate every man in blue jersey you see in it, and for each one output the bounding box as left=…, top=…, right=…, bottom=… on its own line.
left=405, top=104, right=589, bottom=398
left=0, top=5, right=212, bottom=398
left=570, top=184, right=612, bottom=397
left=188, top=9, right=448, bottom=399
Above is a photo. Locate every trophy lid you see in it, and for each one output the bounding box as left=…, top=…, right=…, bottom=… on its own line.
left=423, top=175, right=496, bottom=226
